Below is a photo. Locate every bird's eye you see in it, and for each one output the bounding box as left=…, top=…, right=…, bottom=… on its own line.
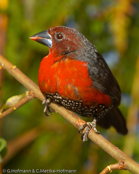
left=56, top=33, right=63, bottom=40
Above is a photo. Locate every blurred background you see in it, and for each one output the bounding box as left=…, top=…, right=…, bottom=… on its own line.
left=0, top=0, right=139, bottom=174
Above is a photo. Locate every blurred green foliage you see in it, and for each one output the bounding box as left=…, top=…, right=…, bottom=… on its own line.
left=0, top=137, right=7, bottom=158
left=0, top=0, right=139, bottom=174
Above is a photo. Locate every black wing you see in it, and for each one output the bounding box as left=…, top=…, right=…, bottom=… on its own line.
left=87, top=52, right=121, bottom=106
left=73, top=32, right=121, bottom=106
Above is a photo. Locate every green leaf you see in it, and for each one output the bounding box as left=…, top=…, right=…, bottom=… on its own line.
left=0, top=137, right=7, bottom=160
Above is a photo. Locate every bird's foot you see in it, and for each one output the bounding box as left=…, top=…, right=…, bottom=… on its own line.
left=42, top=99, right=54, bottom=116
left=78, top=118, right=100, bottom=144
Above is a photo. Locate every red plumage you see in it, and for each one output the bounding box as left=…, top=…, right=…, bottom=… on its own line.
left=38, top=55, right=111, bottom=107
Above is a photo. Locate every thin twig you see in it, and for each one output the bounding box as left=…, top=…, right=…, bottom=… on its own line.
left=100, top=160, right=126, bottom=174
left=0, top=91, right=35, bottom=119
left=0, top=55, right=139, bottom=174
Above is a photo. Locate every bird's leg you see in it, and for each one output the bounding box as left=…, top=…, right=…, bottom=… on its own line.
left=79, top=118, right=100, bottom=143
left=47, top=106, right=54, bottom=113
left=42, top=98, right=54, bottom=116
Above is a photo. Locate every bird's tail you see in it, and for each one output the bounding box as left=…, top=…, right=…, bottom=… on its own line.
left=97, top=107, right=128, bottom=135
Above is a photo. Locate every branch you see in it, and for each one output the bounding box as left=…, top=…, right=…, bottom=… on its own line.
left=0, top=91, right=35, bottom=119
left=0, top=55, right=139, bottom=174
left=100, top=160, right=126, bottom=174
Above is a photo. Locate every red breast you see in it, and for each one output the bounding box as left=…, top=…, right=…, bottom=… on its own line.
left=38, top=52, right=111, bottom=107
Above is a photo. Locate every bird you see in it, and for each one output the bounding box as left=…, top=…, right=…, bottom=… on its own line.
left=30, top=26, right=128, bottom=142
